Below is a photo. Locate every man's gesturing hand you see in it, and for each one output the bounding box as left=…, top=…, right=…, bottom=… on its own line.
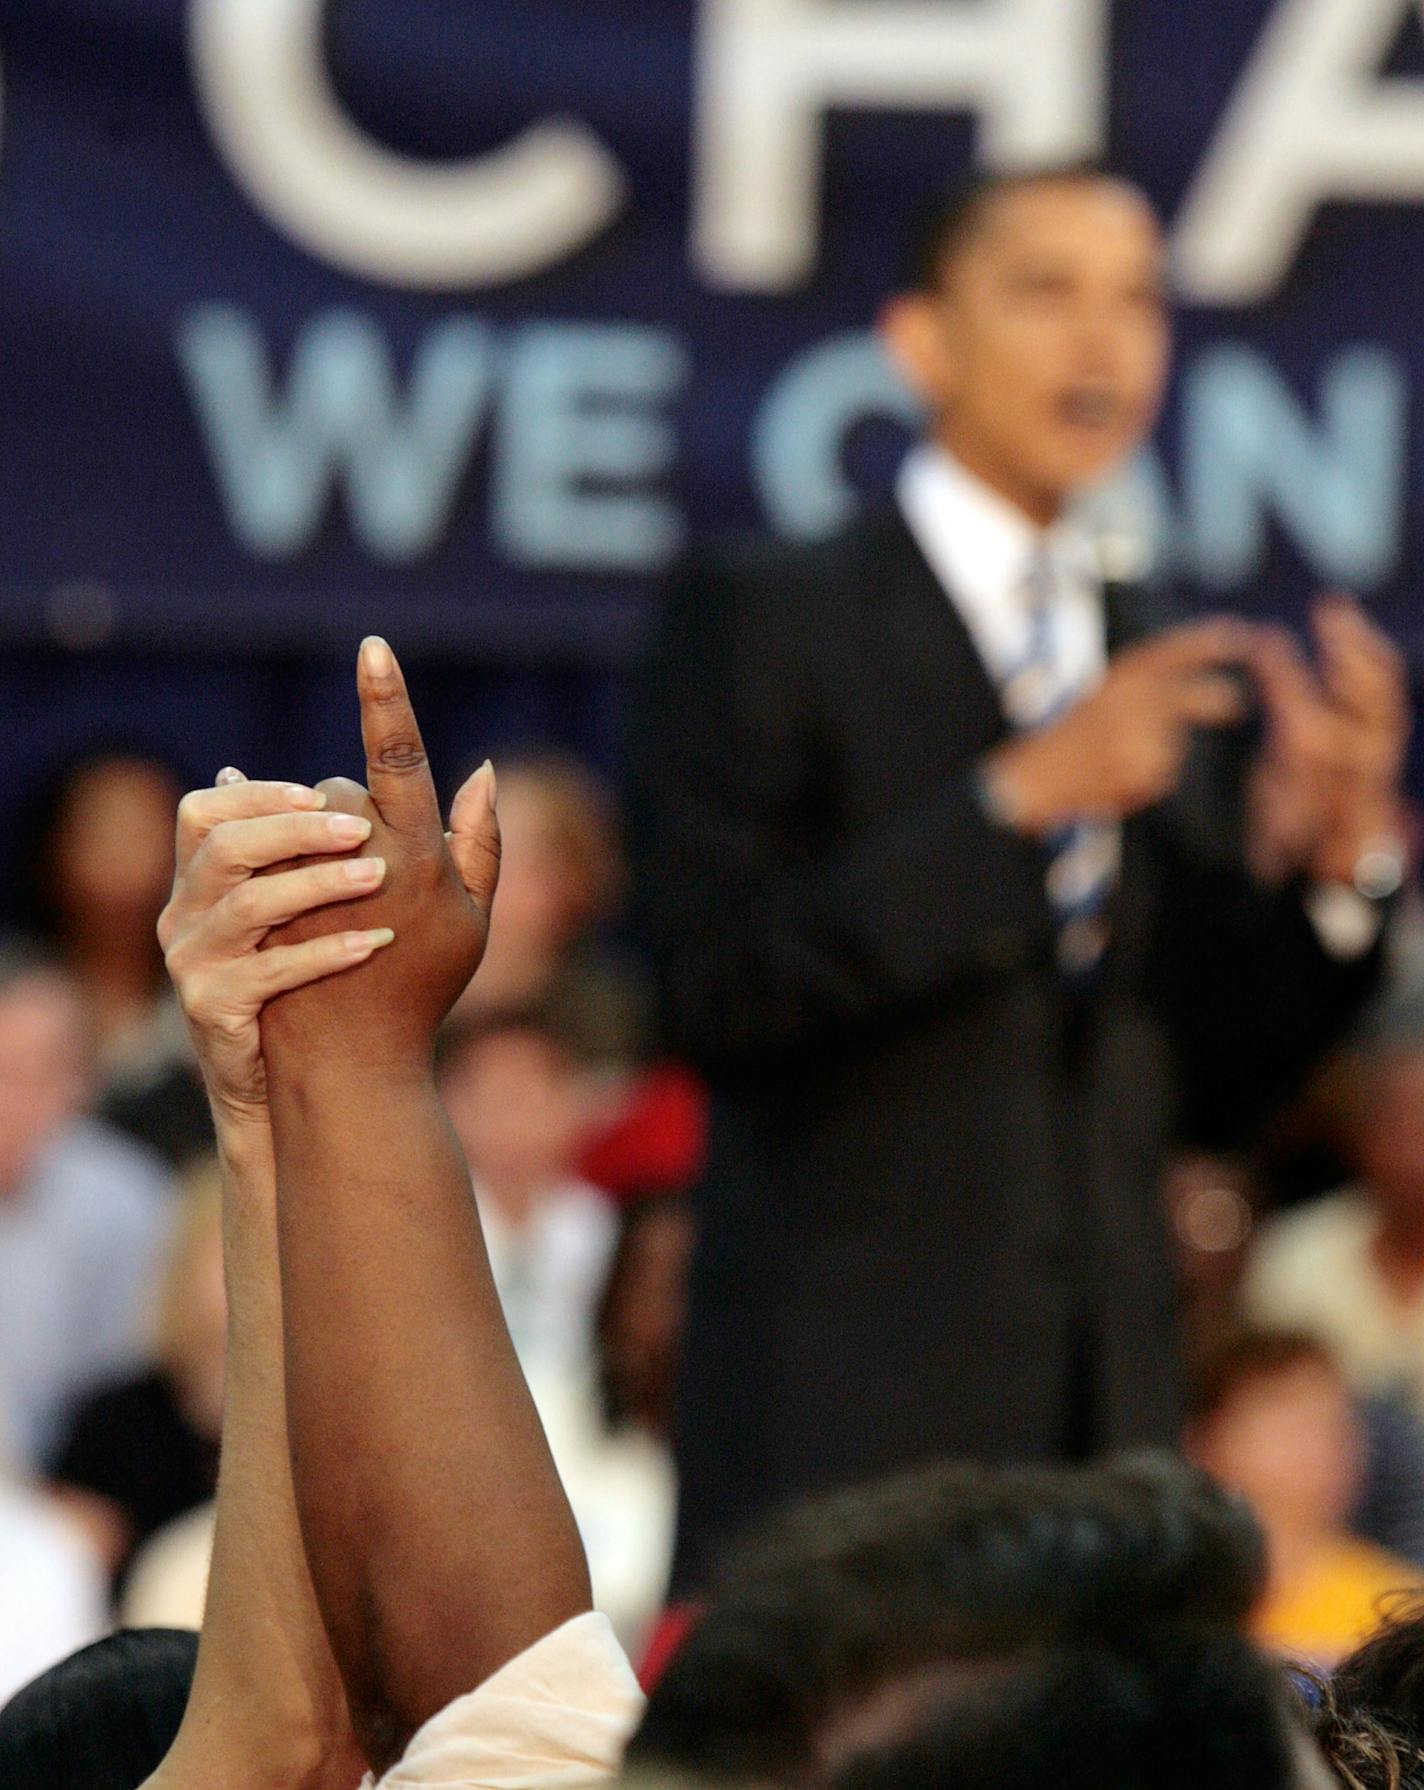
left=260, top=637, right=500, bottom=1070
left=982, top=618, right=1256, bottom=836
left=1251, top=596, right=1409, bottom=887
left=159, top=770, right=395, bottom=1127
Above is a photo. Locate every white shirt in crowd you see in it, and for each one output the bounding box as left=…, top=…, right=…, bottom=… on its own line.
left=0, top=1481, right=108, bottom=1708
left=1245, top=1189, right=1424, bottom=1418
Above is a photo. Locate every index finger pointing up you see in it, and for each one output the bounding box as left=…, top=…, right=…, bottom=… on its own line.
left=358, top=636, right=442, bottom=841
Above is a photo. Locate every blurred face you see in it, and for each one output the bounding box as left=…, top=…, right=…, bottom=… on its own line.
left=439, top=1028, right=593, bottom=1202
left=1190, top=1363, right=1364, bottom=1539
left=485, top=778, right=588, bottom=959
left=48, top=757, right=180, bottom=926
left=0, top=973, right=89, bottom=1193
left=1354, top=1053, right=1424, bottom=1230
left=883, top=176, right=1170, bottom=520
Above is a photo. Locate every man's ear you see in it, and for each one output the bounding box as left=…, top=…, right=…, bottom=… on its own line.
left=878, top=293, right=959, bottom=411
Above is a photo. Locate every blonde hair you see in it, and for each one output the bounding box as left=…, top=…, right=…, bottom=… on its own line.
left=150, top=1156, right=224, bottom=1380
left=497, top=752, right=626, bottom=935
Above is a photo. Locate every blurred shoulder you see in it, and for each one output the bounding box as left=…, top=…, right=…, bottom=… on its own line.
left=39, top=1116, right=176, bottom=1218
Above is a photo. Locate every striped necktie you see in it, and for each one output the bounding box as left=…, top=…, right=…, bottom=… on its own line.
left=1003, top=552, right=1119, bottom=975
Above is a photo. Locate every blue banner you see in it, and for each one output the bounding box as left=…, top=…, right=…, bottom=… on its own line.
left=5, top=0, right=1424, bottom=660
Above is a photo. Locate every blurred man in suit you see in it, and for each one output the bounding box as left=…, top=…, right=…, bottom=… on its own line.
left=630, top=167, right=1413, bottom=1593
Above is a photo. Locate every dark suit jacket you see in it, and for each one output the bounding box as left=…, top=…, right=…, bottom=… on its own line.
left=628, top=504, right=1382, bottom=1591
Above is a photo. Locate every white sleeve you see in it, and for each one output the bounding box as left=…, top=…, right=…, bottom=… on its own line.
left=370, top=1612, right=645, bottom=1790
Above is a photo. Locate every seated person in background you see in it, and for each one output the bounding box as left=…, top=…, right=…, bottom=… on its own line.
left=1187, top=1329, right=1424, bottom=1666
left=455, top=750, right=706, bottom=1440
left=50, top=1160, right=224, bottom=1591
left=10, top=749, right=211, bottom=1167
left=1246, top=995, right=1424, bottom=1423
left=0, top=942, right=174, bottom=1469
left=437, top=1008, right=616, bottom=1381
left=437, top=1007, right=675, bottom=1650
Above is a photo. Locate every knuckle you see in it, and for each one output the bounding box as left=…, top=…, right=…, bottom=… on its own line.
left=375, top=737, right=427, bottom=774
left=226, top=881, right=262, bottom=928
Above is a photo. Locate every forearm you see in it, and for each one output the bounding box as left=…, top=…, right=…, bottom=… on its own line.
left=148, top=1117, right=364, bottom=1790
left=266, top=1056, right=590, bottom=1774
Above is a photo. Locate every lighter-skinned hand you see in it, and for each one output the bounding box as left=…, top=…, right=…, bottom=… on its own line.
left=159, top=771, right=397, bottom=1128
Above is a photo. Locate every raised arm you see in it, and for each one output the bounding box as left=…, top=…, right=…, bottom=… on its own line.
left=259, top=641, right=591, bottom=1775
left=146, top=772, right=385, bottom=1790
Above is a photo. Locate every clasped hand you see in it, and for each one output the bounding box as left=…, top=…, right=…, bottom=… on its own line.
left=160, top=637, right=499, bottom=1126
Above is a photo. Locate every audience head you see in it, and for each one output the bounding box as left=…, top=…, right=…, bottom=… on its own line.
left=629, top=1452, right=1266, bottom=1781
left=832, top=1626, right=1331, bottom=1790
left=0, top=1628, right=198, bottom=1790
left=151, top=1159, right=227, bottom=1440
left=1322, top=1598, right=1424, bottom=1784
left=1187, top=1328, right=1365, bottom=1544
left=436, top=1006, right=603, bottom=1218
left=16, top=747, right=182, bottom=954
left=880, top=164, right=1168, bottom=518
left=0, top=941, right=92, bottom=1197
left=458, top=752, right=622, bottom=1011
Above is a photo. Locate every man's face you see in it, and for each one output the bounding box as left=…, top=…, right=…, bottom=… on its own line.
left=886, top=177, right=1170, bottom=513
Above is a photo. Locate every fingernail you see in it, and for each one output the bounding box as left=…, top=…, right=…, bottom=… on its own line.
left=343, top=856, right=386, bottom=885
left=285, top=785, right=326, bottom=810
left=361, top=636, right=394, bottom=677
left=328, top=814, right=372, bottom=842
left=483, top=758, right=498, bottom=812
left=216, top=766, right=245, bottom=787
left=344, top=927, right=395, bottom=956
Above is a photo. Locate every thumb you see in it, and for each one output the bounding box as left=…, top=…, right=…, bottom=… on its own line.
left=447, top=761, right=501, bottom=918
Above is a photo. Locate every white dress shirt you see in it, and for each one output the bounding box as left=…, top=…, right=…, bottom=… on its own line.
left=896, top=442, right=1106, bottom=723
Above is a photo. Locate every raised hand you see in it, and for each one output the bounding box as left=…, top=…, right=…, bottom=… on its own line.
left=259, top=637, right=499, bottom=1071
left=159, top=768, right=394, bottom=1126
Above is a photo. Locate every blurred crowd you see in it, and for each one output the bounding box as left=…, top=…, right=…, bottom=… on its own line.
left=0, top=743, right=701, bottom=1703
left=10, top=734, right=1424, bottom=1713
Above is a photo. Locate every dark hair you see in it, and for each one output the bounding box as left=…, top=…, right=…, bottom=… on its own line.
left=0, top=1629, right=199, bottom=1790
left=1329, top=1597, right=1424, bottom=1750
left=629, top=1452, right=1266, bottom=1780
left=833, top=1626, right=1306, bottom=1790
left=1188, top=1328, right=1340, bottom=1429
left=901, top=162, right=1130, bottom=291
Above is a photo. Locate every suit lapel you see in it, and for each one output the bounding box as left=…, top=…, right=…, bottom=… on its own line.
left=857, top=505, right=1015, bottom=753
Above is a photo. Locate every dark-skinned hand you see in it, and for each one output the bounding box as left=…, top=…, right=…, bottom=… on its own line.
left=259, top=637, right=500, bottom=1072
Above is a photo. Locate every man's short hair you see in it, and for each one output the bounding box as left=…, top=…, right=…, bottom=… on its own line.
left=901, top=162, right=1128, bottom=292
left=629, top=1452, right=1266, bottom=1780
